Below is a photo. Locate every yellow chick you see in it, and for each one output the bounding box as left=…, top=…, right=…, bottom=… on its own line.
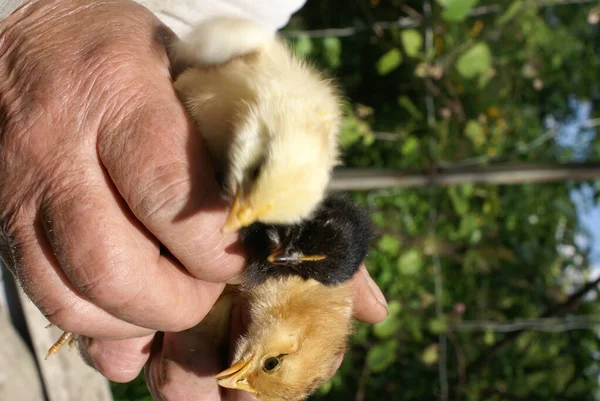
left=172, top=17, right=342, bottom=232
left=198, top=275, right=353, bottom=401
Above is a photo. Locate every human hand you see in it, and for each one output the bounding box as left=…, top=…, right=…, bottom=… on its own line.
left=0, top=0, right=244, bottom=357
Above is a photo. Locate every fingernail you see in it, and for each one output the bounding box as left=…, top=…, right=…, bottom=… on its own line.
left=362, top=266, right=388, bottom=311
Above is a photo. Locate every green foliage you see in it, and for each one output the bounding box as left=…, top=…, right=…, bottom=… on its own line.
left=293, top=34, right=313, bottom=58
left=339, top=103, right=375, bottom=148
left=397, top=249, right=423, bottom=275
left=366, top=340, right=399, bottom=372
left=421, top=343, right=439, bottom=365
left=401, top=29, right=423, bottom=57
left=376, top=48, right=403, bottom=75
left=439, top=0, right=479, bottom=22
left=377, top=234, right=401, bottom=254
left=398, top=96, right=423, bottom=120
left=322, top=37, right=342, bottom=68
left=464, top=120, right=485, bottom=148
left=456, top=42, right=492, bottom=79
left=495, top=1, right=522, bottom=26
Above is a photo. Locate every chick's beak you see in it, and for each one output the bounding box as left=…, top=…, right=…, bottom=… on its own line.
left=215, top=358, right=257, bottom=394
left=267, top=249, right=327, bottom=265
left=221, top=190, right=272, bottom=233
left=221, top=191, right=252, bottom=233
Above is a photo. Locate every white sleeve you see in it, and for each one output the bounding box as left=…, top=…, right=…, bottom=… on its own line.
left=140, top=0, right=306, bottom=37
left=0, top=0, right=25, bottom=21
left=1, top=0, right=307, bottom=37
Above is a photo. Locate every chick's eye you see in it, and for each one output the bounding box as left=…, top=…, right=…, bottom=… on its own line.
left=263, top=357, right=281, bottom=372
left=250, top=163, right=262, bottom=181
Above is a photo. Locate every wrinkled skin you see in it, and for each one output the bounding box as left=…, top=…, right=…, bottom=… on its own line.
left=0, top=0, right=388, bottom=399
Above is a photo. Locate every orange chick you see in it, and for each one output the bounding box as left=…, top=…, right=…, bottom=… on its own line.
left=196, top=275, right=353, bottom=401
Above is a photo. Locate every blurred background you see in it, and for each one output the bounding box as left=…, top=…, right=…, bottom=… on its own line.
left=113, top=0, right=600, bottom=400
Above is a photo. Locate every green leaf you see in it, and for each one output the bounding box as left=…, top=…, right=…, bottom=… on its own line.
left=458, top=214, right=479, bottom=238
left=441, top=0, right=479, bottom=22
left=398, top=96, right=424, bottom=120
left=397, top=249, right=423, bottom=275
left=465, top=119, right=486, bottom=148
left=338, top=123, right=361, bottom=148
left=428, top=317, right=447, bottom=334
left=456, top=42, right=492, bottom=79
left=526, top=372, right=547, bottom=388
left=377, top=235, right=400, bottom=255
left=366, top=341, right=398, bottom=372
left=448, top=185, right=470, bottom=216
left=469, top=228, right=482, bottom=244
left=401, top=136, right=419, bottom=157
left=376, top=48, right=403, bottom=76
left=353, top=323, right=371, bottom=345
left=294, top=34, right=313, bottom=58
left=496, top=0, right=523, bottom=26
left=421, top=344, right=439, bottom=366
left=388, top=300, right=403, bottom=316
left=373, top=300, right=403, bottom=339
left=371, top=211, right=386, bottom=227
left=373, top=315, right=402, bottom=339
left=339, top=114, right=371, bottom=148
left=554, top=363, right=575, bottom=392
left=362, top=132, right=375, bottom=146
left=401, top=29, right=423, bottom=57
left=484, top=329, right=495, bottom=345
left=323, top=37, right=342, bottom=68
left=405, top=315, right=423, bottom=341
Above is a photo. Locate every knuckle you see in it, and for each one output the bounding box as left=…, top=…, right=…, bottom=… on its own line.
left=70, top=249, right=141, bottom=309
left=40, top=175, right=93, bottom=220
left=130, top=161, right=195, bottom=223
left=1, top=55, right=74, bottom=145
left=41, top=300, right=83, bottom=333
left=72, top=257, right=118, bottom=300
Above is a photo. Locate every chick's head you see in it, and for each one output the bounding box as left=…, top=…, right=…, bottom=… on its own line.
left=221, top=80, right=341, bottom=233
left=216, top=277, right=353, bottom=401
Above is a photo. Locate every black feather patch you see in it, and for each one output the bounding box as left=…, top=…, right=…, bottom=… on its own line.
left=239, top=193, right=373, bottom=286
